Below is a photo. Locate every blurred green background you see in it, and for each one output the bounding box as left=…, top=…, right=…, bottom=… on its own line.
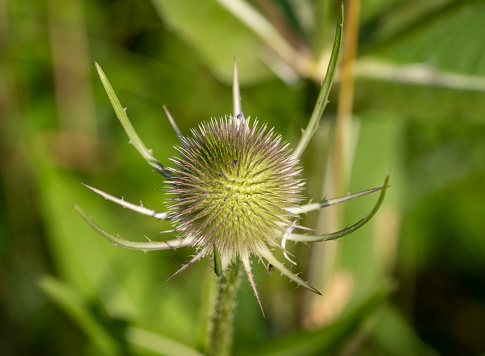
left=1, top=0, right=485, bottom=355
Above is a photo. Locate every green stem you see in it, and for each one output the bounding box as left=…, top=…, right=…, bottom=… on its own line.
left=207, top=258, right=242, bottom=356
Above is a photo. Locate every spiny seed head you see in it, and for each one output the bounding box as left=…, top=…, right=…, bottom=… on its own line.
left=166, top=115, right=303, bottom=263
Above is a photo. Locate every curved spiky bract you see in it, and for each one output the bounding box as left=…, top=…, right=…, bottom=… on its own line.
left=94, top=61, right=171, bottom=179
left=166, top=115, right=303, bottom=262
left=288, top=174, right=390, bottom=243
left=242, top=256, right=264, bottom=316
left=292, top=5, right=343, bottom=159
left=81, top=183, right=170, bottom=220
left=74, top=205, right=193, bottom=251
left=259, top=249, right=321, bottom=295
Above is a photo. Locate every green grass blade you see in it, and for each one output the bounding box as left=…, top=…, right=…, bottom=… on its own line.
left=126, top=326, right=205, bottom=356
left=38, top=276, right=120, bottom=355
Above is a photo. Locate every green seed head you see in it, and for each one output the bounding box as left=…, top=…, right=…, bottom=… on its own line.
left=166, top=115, right=303, bottom=263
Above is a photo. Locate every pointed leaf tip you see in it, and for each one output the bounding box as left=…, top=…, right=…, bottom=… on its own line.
left=242, top=257, right=265, bottom=316
left=232, top=59, right=241, bottom=117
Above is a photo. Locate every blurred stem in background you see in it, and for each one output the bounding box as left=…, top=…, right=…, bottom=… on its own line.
left=47, top=0, right=96, bottom=133
left=304, top=0, right=362, bottom=328
left=46, top=0, right=101, bottom=172
left=334, top=0, right=360, bottom=198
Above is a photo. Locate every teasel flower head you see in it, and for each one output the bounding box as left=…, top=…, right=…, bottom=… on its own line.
left=76, top=22, right=389, bottom=314
left=165, top=114, right=303, bottom=270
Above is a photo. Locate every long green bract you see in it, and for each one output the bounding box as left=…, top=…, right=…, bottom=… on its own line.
left=74, top=205, right=191, bottom=251
left=292, top=5, right=344, bottom=159
left=288, top=173, right=390, bottom=242
left=94, top=61, right=171, bottom=179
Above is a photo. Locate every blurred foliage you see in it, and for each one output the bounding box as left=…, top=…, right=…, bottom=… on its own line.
left=1, top=0, right=485, bottom=355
